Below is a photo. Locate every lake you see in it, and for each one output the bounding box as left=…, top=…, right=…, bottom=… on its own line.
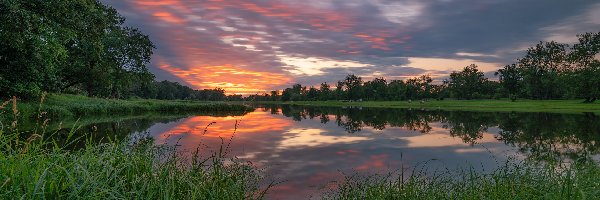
left=55, top=105, right=600, bottom=199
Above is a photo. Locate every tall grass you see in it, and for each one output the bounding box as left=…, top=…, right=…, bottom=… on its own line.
left=324, top=160, right=600, bottom=199
left=0, top=97, right=270, bottom=199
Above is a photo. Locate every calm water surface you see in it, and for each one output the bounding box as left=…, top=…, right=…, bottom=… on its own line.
left=66, top=105, right=600, bottom=199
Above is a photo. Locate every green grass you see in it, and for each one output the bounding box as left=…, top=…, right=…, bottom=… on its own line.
left=0, top=124, right=270, bottom=199
left=267, top=99, right=600, bottom=114
left=2, top=94, right=252, bottom=119
left=326, top=161, right=600, bottom=200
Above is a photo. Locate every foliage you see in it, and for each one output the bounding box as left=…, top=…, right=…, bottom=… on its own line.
left=0, top=0, right=154, bottom=99
left=447, top=64, right=488, bottom=99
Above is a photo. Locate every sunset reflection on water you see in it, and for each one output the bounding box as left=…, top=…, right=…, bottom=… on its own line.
left=92, top=105, right=599, bottom=199
left=139, top=107, right=529, bottom=199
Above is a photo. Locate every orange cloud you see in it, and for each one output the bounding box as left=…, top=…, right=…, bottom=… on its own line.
left=354, top=33, right=393, bottom=51
left=152, top=12, right=184, bottom=24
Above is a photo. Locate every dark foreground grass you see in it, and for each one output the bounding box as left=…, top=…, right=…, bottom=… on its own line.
left=325, top=161, right=600, bottom=200
left=270, top=99, right=600, bottom=114
left=0, top=128, right=270, bottom=199
left=8, top=94, right=252, bottom=119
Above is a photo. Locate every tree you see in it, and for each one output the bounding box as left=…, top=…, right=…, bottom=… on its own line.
left=405, top=75, right=433, bottom=100
left=319, top=82, right=331, bottom=100
left=568, top=32, right=600, bottom=103
left=342, top=74, right=363, bottom=100
left=517, top=41, right=569, bottom=99
left=307, top=87, right=319, bottom=100
left=0, top=0, right=154, bottom=99
left=363, top=77, right=387, bottom=100
left=387, top=80, right=407, bottom=100
left=448, top=64, right=487, bottom=99
left=496, top=64, right=522, bottom=100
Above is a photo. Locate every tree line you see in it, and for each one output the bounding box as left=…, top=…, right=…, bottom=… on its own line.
left=248, top=32, right=600, bottom=102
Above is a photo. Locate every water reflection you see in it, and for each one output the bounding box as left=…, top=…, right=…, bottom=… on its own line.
left=263, top=104, right=600, bottom=162
left=62, top=105, right=600, bottom=199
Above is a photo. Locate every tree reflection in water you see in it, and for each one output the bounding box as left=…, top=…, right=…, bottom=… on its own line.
left=260, top=104, right=600, bottom=162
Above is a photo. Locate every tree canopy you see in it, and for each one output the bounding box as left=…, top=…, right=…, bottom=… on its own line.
left=0, top=0, right=153, bottom=99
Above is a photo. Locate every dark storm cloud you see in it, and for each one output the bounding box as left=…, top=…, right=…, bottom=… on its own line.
left=100, top=0, right=600, bottom=93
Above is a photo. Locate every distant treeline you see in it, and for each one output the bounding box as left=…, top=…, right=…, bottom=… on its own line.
left=248, top=32, right=600, bottom=102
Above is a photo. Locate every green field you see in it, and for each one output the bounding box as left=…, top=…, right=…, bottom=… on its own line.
left=266, top=99, right=600, bottom=114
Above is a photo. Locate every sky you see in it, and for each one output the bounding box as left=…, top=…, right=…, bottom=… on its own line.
left=101, top=0, right=600, bottom=94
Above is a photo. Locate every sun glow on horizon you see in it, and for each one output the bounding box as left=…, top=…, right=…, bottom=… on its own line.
left=159, top=64, right=291, bottom=95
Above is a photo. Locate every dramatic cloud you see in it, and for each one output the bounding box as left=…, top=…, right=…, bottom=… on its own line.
left=102, top=0, right=600, bottom=94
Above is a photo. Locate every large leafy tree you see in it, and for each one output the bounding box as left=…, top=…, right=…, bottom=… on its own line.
left=0, top=0, right=68, bottom=99
left=0, top=0, right=154, bottom=99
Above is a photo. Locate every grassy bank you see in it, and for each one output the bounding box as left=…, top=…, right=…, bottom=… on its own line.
left=0, top=128, right=270, bottom=199
left=2, top=94, right=252, bottom=119
left=326, top=161, right=600, bottom=199
left=267, top=99, right=600, bottom=114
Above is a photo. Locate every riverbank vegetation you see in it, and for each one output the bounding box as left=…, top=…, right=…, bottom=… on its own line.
left=1, top=94, right=252, bottom=120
